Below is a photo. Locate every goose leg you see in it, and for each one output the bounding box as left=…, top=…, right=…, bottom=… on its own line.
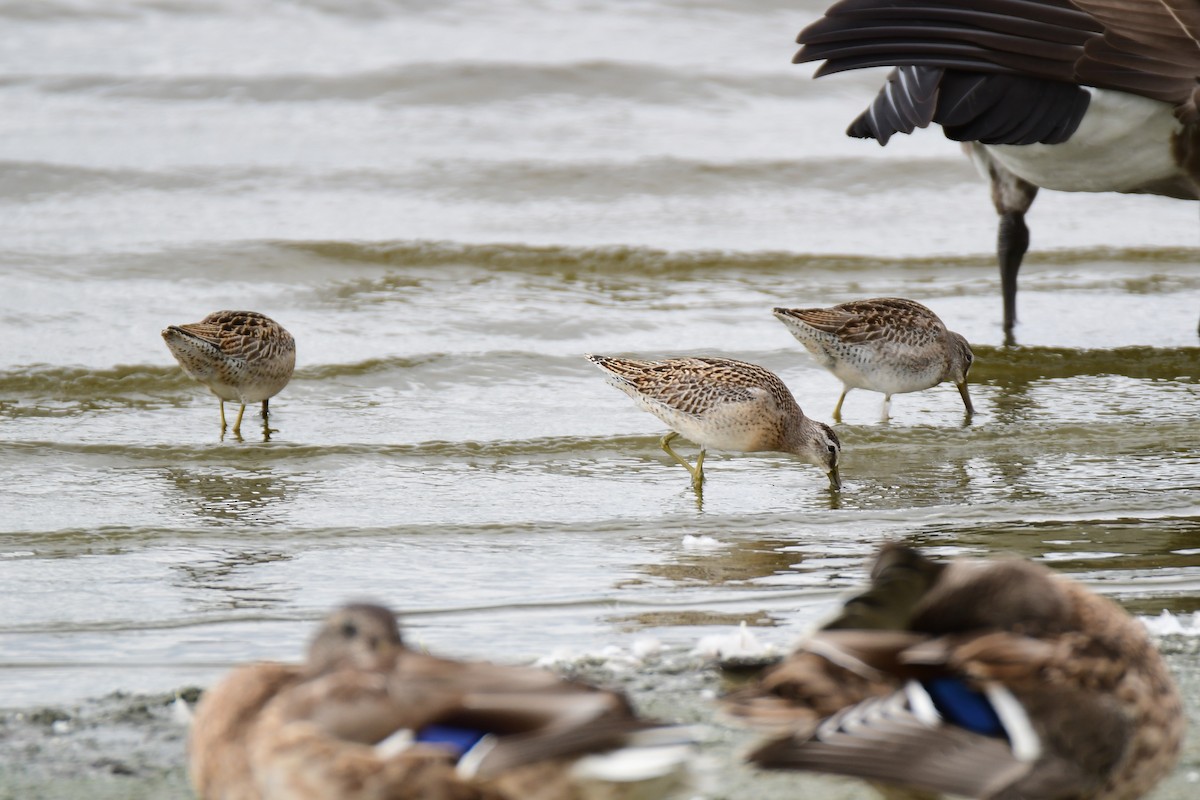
left=966, top=144, right=1038, bottom=344
left=998, top=210, right=1031, bottom=343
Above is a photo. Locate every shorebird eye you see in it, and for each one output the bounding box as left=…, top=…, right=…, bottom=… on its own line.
left=340, top=621, right=358, bottom=639
left=827, top=444, right=837, bottom=456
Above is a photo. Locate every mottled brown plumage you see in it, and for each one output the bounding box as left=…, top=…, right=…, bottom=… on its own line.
left=189, top=604, right=692, bottom=800
left=586, top=355, right=841, bottom=491
left=162, top=310, right=296, bottom=435
left=724, top=545, right=1184, bottom=800
left=774, top=298, right=973, bottom=421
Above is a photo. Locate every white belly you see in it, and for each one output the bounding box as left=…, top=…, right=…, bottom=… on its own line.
left=985, top=89, right=1196, bottom=198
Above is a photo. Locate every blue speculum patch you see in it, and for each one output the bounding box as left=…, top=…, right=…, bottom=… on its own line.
left=416, top=725, right=490, bottom=758
left=923, top=677, right=1005, bottom=737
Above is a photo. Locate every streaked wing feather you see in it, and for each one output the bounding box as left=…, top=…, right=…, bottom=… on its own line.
left=795, top=0, right=1200, bottom=123
left=748, top=692, right=1034, bottom=798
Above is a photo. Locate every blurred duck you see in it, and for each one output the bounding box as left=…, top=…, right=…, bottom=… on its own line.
left=723, top=544, right=1184, bottom=799
left=792, top=0, right=1200, bottom=340
left=189, top=603, right=693, bottom=800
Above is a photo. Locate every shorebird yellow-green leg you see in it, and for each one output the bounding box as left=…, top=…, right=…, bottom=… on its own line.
left=260, top=398, right=279, bottom=435
left=660, top=432, right=705, bottom=490
left=232, top=403, right=248, bottom=434
left=219, top=399, right=227, bottom=430
left=832, top=387, right=849, bottom=421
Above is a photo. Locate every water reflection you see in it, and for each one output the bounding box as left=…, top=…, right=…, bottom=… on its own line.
left=605, top=609, right=780, bottom=630
left=172, top=549, right=294, bottom=611
left=637, top=538, right=803, bottom=586
left=159, top=467, right=292, bottom=527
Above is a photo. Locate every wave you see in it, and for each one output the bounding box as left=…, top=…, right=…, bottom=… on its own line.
left=970, top=346, right=1200, bottom=382
left=283, top=239, right=991, bottom=276
left=2, top=61, right=811, bottom=105
left=0, top=160, right=257, bottom=202
left=281, top=239, right=1200, bottom=277
left=0, top=155, right=975, bottom=203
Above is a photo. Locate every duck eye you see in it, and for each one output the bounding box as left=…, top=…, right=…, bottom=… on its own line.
left=340, top=621, right=358, bottom=639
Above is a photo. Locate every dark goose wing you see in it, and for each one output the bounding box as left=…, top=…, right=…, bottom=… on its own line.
left=794, top=0, right=1200, bottom=144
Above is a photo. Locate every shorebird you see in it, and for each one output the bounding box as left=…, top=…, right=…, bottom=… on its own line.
left=773, top=298, right=974, bottom=421
left=162, top=310, right=296, bottom=436
left=189, top=603, right=694, bottom=800
left=792, top=0, right=1200, bottom=340
left=723, top=544, right=1185, bottom=800
left=586, top=354, right=841, bottom=491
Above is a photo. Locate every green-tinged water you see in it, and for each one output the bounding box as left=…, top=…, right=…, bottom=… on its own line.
left=2, top=0, right=1199, bottom=796
left=2, top=242, right=1198, bottom=701
left=2, top=243, right=1199, bottom=799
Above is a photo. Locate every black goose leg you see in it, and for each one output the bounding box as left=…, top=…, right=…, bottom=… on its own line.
left=966, top=144, right=1039, bottom=344
left=998, top=209, right=1030, bottom=342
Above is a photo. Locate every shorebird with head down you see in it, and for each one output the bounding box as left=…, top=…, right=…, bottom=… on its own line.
left=773, top=298, right=974, bottom=422
left=587, top=354, right=841, bottom=493
left=162, top=310, right=296, bottom=437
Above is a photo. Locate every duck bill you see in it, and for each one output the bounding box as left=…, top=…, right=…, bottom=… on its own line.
left=957, top=381, right=974, bottom=415
left=827, top=464, right=842, bottom=491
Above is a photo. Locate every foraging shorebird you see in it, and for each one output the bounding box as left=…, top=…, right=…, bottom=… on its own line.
left=723, top=544, right=1184, bottom=799
left=586, top=354, right=841, bottom=492
left=162, top=310, right=296, bottom=436
left=189, top=603, right=693, bottom=800
left=792, top=0, right=1200, bottom=339
left=773, top=298, right=974, bottom=421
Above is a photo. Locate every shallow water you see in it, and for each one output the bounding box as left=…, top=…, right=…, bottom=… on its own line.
left=0, top=0, right=1198, bottom=796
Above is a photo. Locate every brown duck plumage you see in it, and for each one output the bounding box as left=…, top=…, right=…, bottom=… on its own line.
left=723, top=544, right=1184, bottom=799
left=189, top=603, right=692, bottom=800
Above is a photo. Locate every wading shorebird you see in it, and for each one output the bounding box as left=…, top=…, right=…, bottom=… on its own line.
left=162, top=310, right=296, bottom=436
left=792, top=0, right=1200, bottom=341
left=773, top=298, right=973, bottom=421
left=586, top=354, right=841, bottom=492
left=189, top=603, right=694, bottom=800
left=723, top=544, right=1184, bottom=800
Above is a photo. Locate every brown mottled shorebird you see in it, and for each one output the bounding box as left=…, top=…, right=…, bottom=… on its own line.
left=723, top=544, right=1184, bottom=800
left=162, top=310, right=296, bottom=435
left=586, top=355, right=841, bottom=491
left=773, top=298, right=973, bottom=421
left=189, top=603, right=693, bottom=800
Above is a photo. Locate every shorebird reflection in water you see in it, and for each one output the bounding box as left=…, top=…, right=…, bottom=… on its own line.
left=162, top=310, right=296, bottom=437
left=791, top=0, right=1200, bottom=340
left=188, top=602, right=694, bottom=800
left=586, top=355, right=841, bottom=492
left=723, top=544, right=1184, bottom=800
left=773, top=298, right=973, bottom=422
